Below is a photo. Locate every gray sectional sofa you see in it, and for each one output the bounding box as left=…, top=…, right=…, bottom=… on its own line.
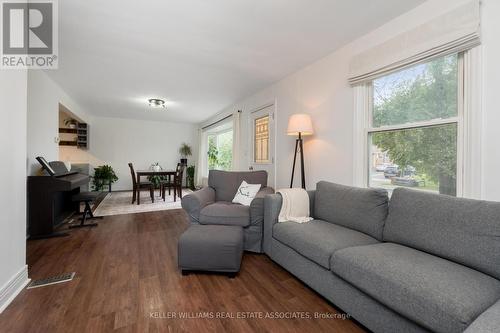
left=263, top=181, right=500, bottom=333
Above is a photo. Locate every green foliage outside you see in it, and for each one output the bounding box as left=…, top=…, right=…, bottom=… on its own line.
left=208, top=135, right=218, bottom=170
left=208, top=131, right=233, bottom=171
left=217, top=131, right=233, bottom=170
left=92, top=165, right=118, bottom=191
left=372, top=55, right=458, bottom=196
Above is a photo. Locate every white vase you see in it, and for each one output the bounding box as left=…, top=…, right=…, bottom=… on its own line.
left=152, top=165, right=160, bottom=172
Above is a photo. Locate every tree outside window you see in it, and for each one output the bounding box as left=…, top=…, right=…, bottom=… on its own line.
left=208, top=130, right=233, bottom=171
left=369, top=54, right=459, bottom=196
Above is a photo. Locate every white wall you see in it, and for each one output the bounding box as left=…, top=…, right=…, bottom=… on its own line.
left=203, top=0, right=500, bottom=200
left=202, top=51, right=355, bottom=190
left=90, top=117, right=198, bottom=191
left=27, top=71, right=198, bottom=191
left=27, top=71, right=94, bottom=175
left=0, top=70, right=29, bottom=311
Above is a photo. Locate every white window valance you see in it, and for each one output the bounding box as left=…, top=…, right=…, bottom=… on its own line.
left=348, top=0, right=480, bottom=85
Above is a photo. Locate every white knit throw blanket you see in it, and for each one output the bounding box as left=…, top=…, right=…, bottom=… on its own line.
left=277, top=188, right=313, bottom=223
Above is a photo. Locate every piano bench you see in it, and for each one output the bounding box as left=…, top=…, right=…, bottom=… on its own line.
left=71, top=192, right=104, bottom=228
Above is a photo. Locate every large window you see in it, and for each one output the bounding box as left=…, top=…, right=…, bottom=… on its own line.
left=208, top=129, right=233, bottom=171
left=368, top=54, right=461, bottom=196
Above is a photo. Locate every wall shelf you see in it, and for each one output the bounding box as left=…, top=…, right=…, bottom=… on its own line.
left=77, top=123, right=88, bottom=149
left=58, top=128, right=77, bottom=134
left=58, top=123, right=88, bottom=149
left=59, top=141, right=78, bottom=146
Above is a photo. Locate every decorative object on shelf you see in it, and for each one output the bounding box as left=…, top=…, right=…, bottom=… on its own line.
left=287, top=114, right=314, bottom=189
left=179, top=143, right=192, bottom=165
left=186, top=165, right=195, bottom=190
left=148, top=98, right=166, bottom=108
left=92, top=165, right=118, bottom=192
left=64, top=118, right=78, bottom=129
left=148, top=163, right=164, bottom=188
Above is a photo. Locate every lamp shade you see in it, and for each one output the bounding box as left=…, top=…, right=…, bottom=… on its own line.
left=287, top=113, right=314, bottom=136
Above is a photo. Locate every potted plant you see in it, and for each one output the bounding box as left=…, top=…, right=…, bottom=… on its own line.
left=186, top=165, right=195, bottom=190
left=92, top=165, right=118, bottom=191
left=64, top=118, right=78, bottom=129
left=179, top=143, right=192, bottom=165
left=151, top=162, right=161, bottom=172
left=148, top=162, right=163, bottom=188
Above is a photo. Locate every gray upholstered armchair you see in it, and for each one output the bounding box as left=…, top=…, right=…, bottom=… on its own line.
left=181, top=170, right=274, bottom=253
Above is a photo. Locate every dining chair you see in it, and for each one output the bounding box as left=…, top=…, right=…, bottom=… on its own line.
left=128, top=163, right=154, bottom=205
left=161, top=163, right=185, bottom=202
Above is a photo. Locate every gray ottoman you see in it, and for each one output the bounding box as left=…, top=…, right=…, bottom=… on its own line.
left=178, top=224, right=244, bottom=277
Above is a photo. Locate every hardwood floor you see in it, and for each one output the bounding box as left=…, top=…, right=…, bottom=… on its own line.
left=0, top=209, right=366, bottom=333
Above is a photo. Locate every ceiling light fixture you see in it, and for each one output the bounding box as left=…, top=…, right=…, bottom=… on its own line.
left=148, top=98, right=166, bottom=108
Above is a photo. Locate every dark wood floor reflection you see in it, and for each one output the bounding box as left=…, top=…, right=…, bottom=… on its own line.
left=0, top=209, right=366, bottom=333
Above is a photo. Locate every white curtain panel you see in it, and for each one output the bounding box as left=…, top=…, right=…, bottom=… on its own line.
left=348, top=0, right=480, bottom=85
left=231, top=110, right=241, bottom=170
left=195, top=129, right=208, bottom=187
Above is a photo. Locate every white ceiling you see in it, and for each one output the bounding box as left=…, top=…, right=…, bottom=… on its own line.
left=46, top=0, right=426, bottom=124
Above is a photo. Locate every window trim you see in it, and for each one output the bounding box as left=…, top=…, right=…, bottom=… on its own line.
left=367, top=117, right=460, bottom=133
left=249, top=103, right=275, bottom=166
left=353, top=49, right=482, bottom=198
left=253, top=114, right=271, bottom=164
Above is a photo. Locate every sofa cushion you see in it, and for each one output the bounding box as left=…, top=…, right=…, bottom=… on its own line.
left=464, top=299, right=500, bottom=333
left=199, top=202, right=250, bottom=227
left=273, top=220, right=379, bottom=269
left=384, top=188, right=500, bottom=280
left=208, top=170, right=267, bottom=202
left=331, top=243, right=500, bottom=333
left=314, top=181, right=388, bottom=240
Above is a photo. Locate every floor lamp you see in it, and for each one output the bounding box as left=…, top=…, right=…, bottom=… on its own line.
left=287, top=114, right=314, bottom=189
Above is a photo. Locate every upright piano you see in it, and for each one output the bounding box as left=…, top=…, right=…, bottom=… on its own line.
left=27, top=165, right=89, bottom=239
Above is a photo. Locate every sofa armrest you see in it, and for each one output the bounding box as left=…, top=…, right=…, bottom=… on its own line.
left=263, top=193, right=282, bottom=255
left=256, top=186, right=275, bottom=199
left=307, top=190, right=316, bottom=218
left=181, top=187, right=215, bottom=224
left=465, top=299, right=500, bottom=333
left=249, top=187, right=275, bottom=225
left=262, top=190, right=315, bottom=255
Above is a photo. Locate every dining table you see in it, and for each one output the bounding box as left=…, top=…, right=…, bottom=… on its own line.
left=135, top=169, right=177, bottom=205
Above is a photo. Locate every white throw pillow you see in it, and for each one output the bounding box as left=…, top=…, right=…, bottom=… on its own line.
left=232, top=181, right=261, bottom=206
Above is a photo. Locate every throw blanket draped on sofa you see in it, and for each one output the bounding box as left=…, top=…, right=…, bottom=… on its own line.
left=277, top=188, right=313, bottom=223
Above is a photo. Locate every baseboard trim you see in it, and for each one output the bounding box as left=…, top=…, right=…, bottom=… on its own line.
left=0, top=265, right=30, bottom=313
